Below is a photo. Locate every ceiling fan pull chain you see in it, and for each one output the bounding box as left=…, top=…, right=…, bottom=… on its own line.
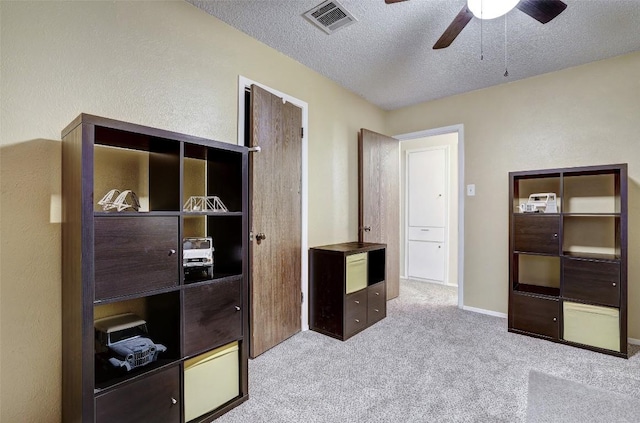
left=480, top=0, right=484, bottom=60
left=504, top=13, right=509, bottom=77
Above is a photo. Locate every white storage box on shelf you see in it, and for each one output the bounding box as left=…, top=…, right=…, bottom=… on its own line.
left=563, top=302, right=620, bottom=352
left=184, top=342, right=240, bottom=421
left=346, top=253, right=367, bottom=294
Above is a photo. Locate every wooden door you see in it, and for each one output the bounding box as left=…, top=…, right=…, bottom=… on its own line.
left=249, top=85, right=302, bottom=357
left=359, top=129, right=400, bottom=299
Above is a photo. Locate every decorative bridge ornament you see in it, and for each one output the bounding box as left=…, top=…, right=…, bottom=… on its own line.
left=183, top=196, right=228, bottom=212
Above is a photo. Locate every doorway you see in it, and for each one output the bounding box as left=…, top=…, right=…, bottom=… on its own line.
left=395, top=125, right=464, bottom=308
left=237, top=77, right=309, bottom=356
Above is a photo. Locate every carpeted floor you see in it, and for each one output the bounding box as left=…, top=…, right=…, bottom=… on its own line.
left=527, top=370, right=640, bottom=423
left=216, top=279, right=640, bottom=422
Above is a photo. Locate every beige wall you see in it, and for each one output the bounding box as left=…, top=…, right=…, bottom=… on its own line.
left=389, top=51, right=640, bottom=335
left=0, top=1, right=386, bottom=421
left=400, top=134, right=458, bottom=287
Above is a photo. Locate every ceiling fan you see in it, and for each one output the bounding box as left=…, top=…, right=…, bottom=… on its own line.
left=385, top=0, right=567, bottom=50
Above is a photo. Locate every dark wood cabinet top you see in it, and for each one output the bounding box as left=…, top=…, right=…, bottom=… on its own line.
left=310, top=241, right=386, bottom=254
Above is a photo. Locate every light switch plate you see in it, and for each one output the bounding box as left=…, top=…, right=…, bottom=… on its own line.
left=467, top=184, right=475, bottom=196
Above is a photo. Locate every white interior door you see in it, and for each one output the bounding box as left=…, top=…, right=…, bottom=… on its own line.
left=407, top=147, right=447, bottom=283
left=409, top=148, right=446, bottom=227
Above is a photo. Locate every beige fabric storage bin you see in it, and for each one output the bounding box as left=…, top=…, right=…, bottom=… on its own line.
left=184, top=342, right=239, bottom=422
left=346, top=253, right=367, bottom=294
left=563, top=302, right=620, bottom=352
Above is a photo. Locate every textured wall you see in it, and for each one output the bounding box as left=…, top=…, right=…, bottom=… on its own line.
left=388, top=51, right=640, bottom=337
left=0, top=1, right=386, bottom=421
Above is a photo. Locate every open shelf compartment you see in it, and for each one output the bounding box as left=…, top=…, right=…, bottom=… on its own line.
left=93, top=291, right=181, bottom=392
left=184, top=143, right=244, bottom=214
left=513, top=254, right=560, bottom=297
left=512, top=173, right=561, bottom=214
left=562, top=215, right=620, bottom=259
left=94, top=126, right=180, bottom=212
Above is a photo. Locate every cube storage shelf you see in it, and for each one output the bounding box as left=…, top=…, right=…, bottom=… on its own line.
left=62, top=114, right=249, bottom=422
left=508, top=163, right=628, bottom=358
left=309, top=242, right=387, bottom=341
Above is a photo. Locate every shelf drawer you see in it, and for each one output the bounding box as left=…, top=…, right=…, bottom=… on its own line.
left=95, top=365, right=180, bottom=423
left=513, top=214, right=560, bottom=255
left=183, top=278, right=242, bottom=356
left=510, top=294, right=559, bottom=339
left=344, top=290, right=367, bottom=338
left=94, top=216, right=179, bottom=301
left=562, top=258, right=620, bottom=307
left=184, top=342, right=240, bottom=422
left=563, top=302, right=620, bottom=352
left=367, top=281, right=386, bottom=325
left=408, top=226, right=444, bottom=242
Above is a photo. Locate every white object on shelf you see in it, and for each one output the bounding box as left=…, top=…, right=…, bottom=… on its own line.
left=520, top=193, right=557, bottom=213
left=98, top=189, right=141, bottom=212
left=183, top=196, right=228, bottom=212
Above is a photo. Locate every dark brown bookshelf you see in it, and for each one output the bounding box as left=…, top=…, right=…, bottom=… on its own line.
left=62, top=114, right=249, bottom=422
left=508, top=163, right=627, bottom=358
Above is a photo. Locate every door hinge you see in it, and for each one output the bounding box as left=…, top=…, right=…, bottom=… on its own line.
left=300, top=127, right=304, bottom=138
left=301, top=292, right=304, bottom=304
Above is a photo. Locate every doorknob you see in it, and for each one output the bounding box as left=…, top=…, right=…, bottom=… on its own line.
left=256, top=233, right=266, bottom=242
left=362, top=226, right=371, bottom=232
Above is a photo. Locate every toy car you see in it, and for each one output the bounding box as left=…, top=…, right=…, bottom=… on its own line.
left=183, top=237, right=214, bottom=279
left=519, top=192, right=557, bottom=213
left=94, top=313, right=166, bottom=372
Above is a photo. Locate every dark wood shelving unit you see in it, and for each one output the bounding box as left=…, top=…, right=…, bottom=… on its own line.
left=62, top=114, right=249, bottom=422
left=508, top=163, right=628, bottom=358
left=309, top=242, right=387, bottom=341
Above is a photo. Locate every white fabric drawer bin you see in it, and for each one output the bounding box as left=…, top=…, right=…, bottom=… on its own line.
left=184, top=341, right=239, bottom=421
left=346, top=253, right=367, bottom=294
left=563, top=302, right=620, bottom=352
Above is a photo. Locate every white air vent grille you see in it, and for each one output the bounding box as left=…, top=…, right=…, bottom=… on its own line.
left=304, top=0, right=357, bottom=35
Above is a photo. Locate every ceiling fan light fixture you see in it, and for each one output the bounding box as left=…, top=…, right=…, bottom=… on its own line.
left=467, top=0, right=520, bottom=20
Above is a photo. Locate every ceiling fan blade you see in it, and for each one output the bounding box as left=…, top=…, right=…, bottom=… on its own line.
left=433, top=5, right=473, bottom=50
left=385, top=0, right=408, bottom=4
left=516, top=0, right=567, bottom=24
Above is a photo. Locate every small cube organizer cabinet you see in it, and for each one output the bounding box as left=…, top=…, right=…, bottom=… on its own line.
left=509, top=163, right=628, bottom=358
left=309, top=242, right=387, bottom=340
left=62, top=114, right=249, bottom=422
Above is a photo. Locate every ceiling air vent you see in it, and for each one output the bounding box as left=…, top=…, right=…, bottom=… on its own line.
left=304, top=0, right=357, bottom=35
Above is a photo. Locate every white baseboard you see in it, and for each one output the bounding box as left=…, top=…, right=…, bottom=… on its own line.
left=463, top=305, right=507, bottom=319
left=628, top=337, right=640, bottom=345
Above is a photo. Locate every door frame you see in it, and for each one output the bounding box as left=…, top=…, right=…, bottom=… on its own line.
left=237, top=76, right=309, bottom=330
left=394, top=124, right=465, bottom=309
left=404, top=145, right=450, bottom=285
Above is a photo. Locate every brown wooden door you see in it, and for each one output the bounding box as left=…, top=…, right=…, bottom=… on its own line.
left=359, top=129, right=400, bottom=299
left=249, top=85, right=302, bottom=357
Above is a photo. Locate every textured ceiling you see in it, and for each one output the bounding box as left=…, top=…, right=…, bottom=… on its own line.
left=188, top=0, right=640, bottom=110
